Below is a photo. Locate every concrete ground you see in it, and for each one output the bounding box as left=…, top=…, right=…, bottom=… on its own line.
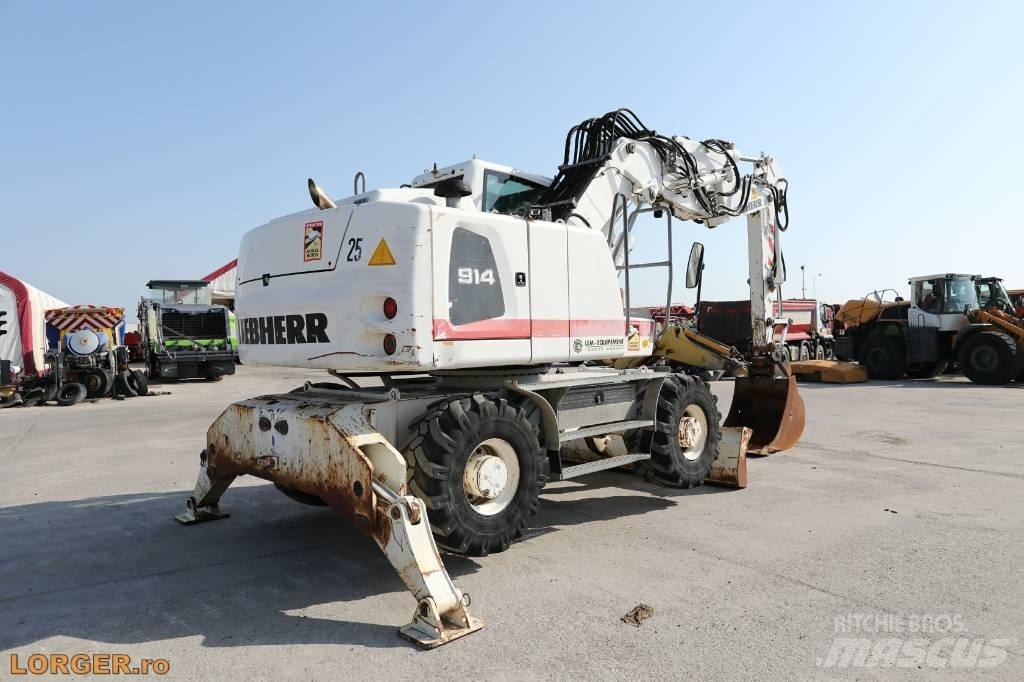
left=1, top=366, right=1022, bottom=680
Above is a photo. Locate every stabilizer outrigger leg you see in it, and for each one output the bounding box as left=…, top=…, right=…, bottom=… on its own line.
left=173, top=396, right=482, bottom=648
left=174, top=450, right=234, bottom=524
left=371, top=480, right=483, bottom=648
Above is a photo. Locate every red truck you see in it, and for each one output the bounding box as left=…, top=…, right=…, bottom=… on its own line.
left=697, top=298, right=837, bottom=361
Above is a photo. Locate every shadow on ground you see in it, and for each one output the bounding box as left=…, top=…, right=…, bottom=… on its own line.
left=0, top=470, right=721, bottom=651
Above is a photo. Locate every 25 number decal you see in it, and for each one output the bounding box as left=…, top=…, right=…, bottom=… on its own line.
left=347, top=237, right=363, bottom=262
left=457, top=267, right=495, bottom=285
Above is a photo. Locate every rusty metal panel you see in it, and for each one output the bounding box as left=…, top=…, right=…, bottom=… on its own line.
left=706, top=426, right=749, bottom=488
left=205, top=395, right=380, bottom=528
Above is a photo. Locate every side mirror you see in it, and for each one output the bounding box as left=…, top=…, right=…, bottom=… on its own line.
left=685, top=242, right=705, bottom=289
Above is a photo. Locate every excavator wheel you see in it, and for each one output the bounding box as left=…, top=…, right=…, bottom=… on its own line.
left=629, top=375, right=721, bottom=488
left=858, top=335, right=906, bottom=380
left=406, top=394, right=549, bottom=557
left=958, top=331, right=1023, bottom=385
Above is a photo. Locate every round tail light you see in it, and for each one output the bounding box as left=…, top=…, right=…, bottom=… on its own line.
left=383, top=297, right=398, bottom=320
left=383, top=334, right=397, bottom=355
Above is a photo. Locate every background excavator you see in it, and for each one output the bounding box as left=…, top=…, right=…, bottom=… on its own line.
left=176, top=109, right=805, bottom=647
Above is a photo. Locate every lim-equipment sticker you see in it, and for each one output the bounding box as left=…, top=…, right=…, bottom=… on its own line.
left=304, top=221, right=324, bottom=262
left=573, top=337, right=625, bottom=354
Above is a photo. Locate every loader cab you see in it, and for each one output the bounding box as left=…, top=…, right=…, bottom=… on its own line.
left=907, top=274, right=977, bottom=332
left=410, top=159, right=551, bottom=214
left=976, top=277, right=1013, bottom=313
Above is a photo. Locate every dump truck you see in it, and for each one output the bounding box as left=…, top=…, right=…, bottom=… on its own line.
left=138, top=280, right=236, bottom=381
left=176, top=109, right=805, bottom=646
left=692, top=298, right=836, bottom=362
left=834, top=274, right=1024, bottom=383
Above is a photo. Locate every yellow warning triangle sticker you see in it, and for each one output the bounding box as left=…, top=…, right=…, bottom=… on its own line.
left=368, top=238, right=396, bottom=266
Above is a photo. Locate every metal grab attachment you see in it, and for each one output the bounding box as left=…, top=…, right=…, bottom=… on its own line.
left=173, top=395, right=482, bottom=649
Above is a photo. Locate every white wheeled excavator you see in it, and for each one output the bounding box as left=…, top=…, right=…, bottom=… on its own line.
left=175, top=109, right=805, bottom=647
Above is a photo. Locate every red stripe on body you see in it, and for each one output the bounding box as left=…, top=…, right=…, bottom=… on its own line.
left=433, top=317, right=655, bottom=341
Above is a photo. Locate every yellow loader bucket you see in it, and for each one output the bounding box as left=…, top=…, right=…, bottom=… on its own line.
left=724, top=372, right=805, bottom=454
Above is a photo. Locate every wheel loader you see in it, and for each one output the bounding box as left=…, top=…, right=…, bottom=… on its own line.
left=176, top=109, right=806, bottom=647
left=834, top=274, right=1024, bottom=383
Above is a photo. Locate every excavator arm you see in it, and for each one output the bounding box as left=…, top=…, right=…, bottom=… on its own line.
left=531, top=109, right=803, bottom=452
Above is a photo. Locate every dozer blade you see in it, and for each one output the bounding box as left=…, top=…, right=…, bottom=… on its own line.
left=724, top=373, right=805, bottom=454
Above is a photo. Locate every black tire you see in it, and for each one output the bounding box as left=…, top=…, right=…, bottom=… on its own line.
left=858, top=335, right=906, bottom=380
left=21, top=388, right=46, bottom=407
left=274, top=483, right=327, bottom=506
left=814, top=343, right=825, bottom=360
left=80, top=368, right=113, bottom=399
left=116, top=370, right=139, bottom=397
left=825, top=343, right=836, bottom=360
left=958, top=331, right=1022, bottom=385
left=406, top=394, right=548, bottom=557
left=56, top=382, right=87, bottom=406
left=799, top=342, right=811, bottom=361
left=128, top=369, right=148, bottom=396
left=906, top=360, right=948, bottom=379
left=628, top=374, right=721, bottom=488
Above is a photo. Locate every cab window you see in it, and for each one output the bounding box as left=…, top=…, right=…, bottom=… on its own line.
left=483, top=171, right=547, bottom=214
left=942, top=277, right=976, bottom=314
left=915, top=280, right=939, bottom=314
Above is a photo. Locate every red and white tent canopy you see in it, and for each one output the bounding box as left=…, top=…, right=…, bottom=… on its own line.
left=203, top=259, right=237, bottom=300
left=0, top=270, right=68, bottom=375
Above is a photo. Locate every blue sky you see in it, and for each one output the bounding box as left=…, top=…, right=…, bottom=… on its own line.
left=1, top=1, right=1021, bottom=312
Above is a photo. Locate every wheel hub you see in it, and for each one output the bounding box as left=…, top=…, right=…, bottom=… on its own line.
left=464, top=454, right=508, bottom=500
left=677, top=404, right=709, bottom=461
left=678, top=416, right=703, bottom=449
left=971, top=346, right=998, bottom=373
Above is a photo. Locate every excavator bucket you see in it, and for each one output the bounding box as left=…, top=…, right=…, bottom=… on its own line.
left=724, top=372, right=805, bottom=454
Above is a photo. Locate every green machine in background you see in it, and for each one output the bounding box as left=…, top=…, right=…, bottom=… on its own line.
left=138, top=280, right=236, bottom=381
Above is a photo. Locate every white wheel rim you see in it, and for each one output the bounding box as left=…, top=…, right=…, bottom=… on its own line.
left=678, top=404, right=709, bottom=461
left=463, top=438, right=519, bottom=516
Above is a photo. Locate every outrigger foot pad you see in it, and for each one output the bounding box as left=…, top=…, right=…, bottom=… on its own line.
left=399, top=596, right=484, bottom=649
left=174, top=496, right=230, bottom=525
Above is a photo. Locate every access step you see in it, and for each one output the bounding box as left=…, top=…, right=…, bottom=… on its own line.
left=558, top=419, right=654, bottom=444
left=559, top=453, right=651, bottom=480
